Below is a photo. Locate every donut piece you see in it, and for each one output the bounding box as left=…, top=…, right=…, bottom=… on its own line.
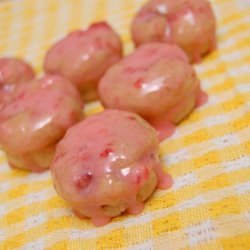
left=0, top=75, right=83, bottom=172
left=44, top=22, right=123, bottom=101
left=98, top=43, right=207, bottom=141
left=0, top=58, right=35, bottom=104
left=131, top=0, right=216, bottom=62
left=51, top=110, right=172, bottom=226
left=0, top=58, right=35, bottom=87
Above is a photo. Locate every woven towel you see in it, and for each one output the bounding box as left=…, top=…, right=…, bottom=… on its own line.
left=0, top=0, right=250, bottom=249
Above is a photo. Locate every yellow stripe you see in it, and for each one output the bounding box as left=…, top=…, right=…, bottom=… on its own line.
left=0, top=0, right=250, bottom=249
left=0, top=179, right=51, bottom=203
left=161, top=115, right=249, bottom=155
left=218, top=11, right=250, bottom=26
left=219, top=23, right=250, bottom=42
left=166, top=140, right=249, bottom=177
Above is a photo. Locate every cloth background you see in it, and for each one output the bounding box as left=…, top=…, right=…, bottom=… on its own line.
left=0, top=0, right=250, bottom=249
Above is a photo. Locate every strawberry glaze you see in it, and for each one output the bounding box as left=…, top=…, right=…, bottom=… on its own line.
left=51, top=110, right=172, bottom=226
left=44, top=22, right=123, bottom=101
left=0, top=75, right=83, bottom=172
left=131, top=0, right=216, bottom=62
left=99, top=43, right=207, bottom=141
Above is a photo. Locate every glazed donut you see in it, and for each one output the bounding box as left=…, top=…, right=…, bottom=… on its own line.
left=0, top=75, right=83, bottom=172
left=131, top=0, right=216, bottom=62
left=51, top=110, right=172, bottom=226
left=98, top=43, right=207, bottom=141
left=44, top=22, right=123, bottom=101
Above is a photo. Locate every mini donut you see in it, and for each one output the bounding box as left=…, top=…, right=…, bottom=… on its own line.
left=98, top=43, right=207, bottom=141
left=0, top=75, right=83, bottom=172
left=0, top=58, right=35, bottom=103
left=131, top=0, right=216, bottom=62
left=51, top=110, right=172, bottom=226
left=44, top=22, right=123, bottom=101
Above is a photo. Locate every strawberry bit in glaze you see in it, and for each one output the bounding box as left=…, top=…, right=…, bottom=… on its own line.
left=99, top=43, right=208, bottom=141
left=51, top=110, right=172, bottom=227
left=74, top=172, right=92, bottom=189
left=100, top=148, right=113, bottom=157
left=134, top=78, right=143, bottom=88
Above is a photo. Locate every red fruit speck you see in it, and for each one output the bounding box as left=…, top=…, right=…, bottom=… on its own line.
left=74, top=172, right=92, bottom=189
left=134, top=78, right=143, bottom=88
left=100, top=148, right=113, bottom=157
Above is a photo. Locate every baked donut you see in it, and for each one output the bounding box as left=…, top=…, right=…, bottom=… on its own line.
left=51, top=110, right=172, bottom=226
left=98, top=43, right=207, bottom=141
left=131, top=0, right=216, bottom=62
left=0, top=58, right=35, bottom=103
left=44, top=22, right=123, bottom=101
left=0, top=75, right=83, bottom=172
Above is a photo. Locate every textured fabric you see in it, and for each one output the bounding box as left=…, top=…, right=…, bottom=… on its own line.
left=0, top=0, right=250, bottom=249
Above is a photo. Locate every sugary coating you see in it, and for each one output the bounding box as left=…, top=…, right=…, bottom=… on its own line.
left=131, top=0, right=216, bottom=62
left=51, top=110, right=172, bottom=226
left=98, top=43, right=207, bottom=140
left=44, top=22, right=123, bottom=101
left=0, top=75, right=83, bottom=172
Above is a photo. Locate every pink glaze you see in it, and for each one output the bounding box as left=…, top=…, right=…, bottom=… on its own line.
left=0, top=75, right=83, bottom=172
left=51, top=110, right=172, bottom=226
left=131, top=0, right=216, bottom=62
left=99, top=43, right=207, bottom=141
left=44, top=22, right=123, bottom=101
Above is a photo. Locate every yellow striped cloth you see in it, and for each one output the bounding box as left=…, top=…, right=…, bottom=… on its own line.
left=0, top=0, right=250, bottom=249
